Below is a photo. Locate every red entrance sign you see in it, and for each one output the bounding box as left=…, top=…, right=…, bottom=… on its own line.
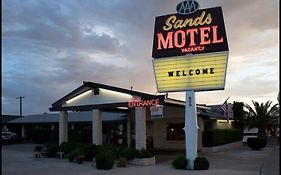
left=128, top=99, right=160, bottom=108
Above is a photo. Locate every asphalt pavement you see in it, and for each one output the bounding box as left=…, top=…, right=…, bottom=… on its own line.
left=2, top=143, right=279, bottom=175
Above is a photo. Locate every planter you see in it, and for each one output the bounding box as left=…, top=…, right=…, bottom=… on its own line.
left=129, top=157, right=155, bottom=166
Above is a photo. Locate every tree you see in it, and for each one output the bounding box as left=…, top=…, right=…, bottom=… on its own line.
left=243, top=100, right=279, bottom=137
left=232, top=101, right=246, bottom=129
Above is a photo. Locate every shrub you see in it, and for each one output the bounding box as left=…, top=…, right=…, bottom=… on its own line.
left=136, top=149, right=155, bottom=158
left=112, top=146, right=138, bottom=160
left=95, top=151, right=114, bottom=170
left=247, top=137, right=267, bottom=150
left=203, top=129, right=243, bottom=147
left=45, top=145, right=59, bottom=157
left=194, top=157, right=209, bottom=170
left=67, top=149, right=81, bottom=162
left=95, top=144, right=115, bottom=155
left=117, top=157, right=128, bottom=167
left=59, top=142, right=81, bottom=154
left=171, top=156, right=187, bottom=169
left=112, top=145, right=127, bottom=159
left=126, top=148, right=138, bottom=160
left=78, top=144, right=97, bottom=161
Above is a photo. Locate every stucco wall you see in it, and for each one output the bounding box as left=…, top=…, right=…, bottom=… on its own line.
left=151, top=106, right=203, bottom=151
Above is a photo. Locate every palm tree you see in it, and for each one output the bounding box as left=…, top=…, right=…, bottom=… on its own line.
left=243, top=100, right=279, bottom=137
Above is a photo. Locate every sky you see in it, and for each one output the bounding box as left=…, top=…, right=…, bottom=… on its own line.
left=2, top=0, right=279, bottom=115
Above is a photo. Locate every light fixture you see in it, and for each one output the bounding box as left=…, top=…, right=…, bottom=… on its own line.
left=66, top=90, right=92, bottom=104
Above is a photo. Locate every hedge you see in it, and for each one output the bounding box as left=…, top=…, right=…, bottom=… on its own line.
left=203, top=129, right=243, bottom=147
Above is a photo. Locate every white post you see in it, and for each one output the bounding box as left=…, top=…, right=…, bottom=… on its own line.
left=51, top=124, right=55, bottom=131
left=135, top=107, right=146, bottom=150
left=59, top=111, right=68, bottom=144
left=92, top=109, right=102, bottom=145
left=127, top=112, right=131, bottom=148
left=183, top=90, right=198, bottom=169
left=21, top=125, right=25, bottom=137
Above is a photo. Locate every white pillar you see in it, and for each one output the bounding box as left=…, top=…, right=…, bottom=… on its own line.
left=21, top=125, right=25, bottom=137
left=59, top=111, right=68, bottom=144
left=92, top=109, right=102, bottom=145
left=127, top=110, right=132, bottom=148
left=197, top=117, right=204, bottom=151
left=135, top=107, right=146, bottom=150
left=183, top=91, right=198, bottom=170
left=51, top=124, right=55, bottom=131
left=117, top=124, right=123, bottom=144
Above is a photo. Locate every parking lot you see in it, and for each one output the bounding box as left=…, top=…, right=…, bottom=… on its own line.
left=2, top=143, right=279, bottom=175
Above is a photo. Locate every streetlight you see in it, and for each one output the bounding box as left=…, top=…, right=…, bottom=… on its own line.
left=16, top=96, right=24, bottom=116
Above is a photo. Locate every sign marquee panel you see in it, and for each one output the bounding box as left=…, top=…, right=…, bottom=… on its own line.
left=153, top=52, right=228, bottom=92
left=152, top=6, right=228, bottom=58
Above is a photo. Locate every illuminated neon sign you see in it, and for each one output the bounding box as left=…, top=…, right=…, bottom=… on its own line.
left=128, top=96, right=164, bottom=108
left=152, top=6, right=228, bottom=58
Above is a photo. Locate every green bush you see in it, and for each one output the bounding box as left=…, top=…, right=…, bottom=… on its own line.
left=125, top=148, right=138, bottom=160
left=67, top=149, right=82, bottom=162
left=59, top=142, right=81, bottom=154
left=45, top=145, right=59, bottom=157
left=78, top=144, right=97, bottom=161
left=136, top=149, right=155, bottom=158
left=203, top=129, right=243, bottom=147
left=95, top=151, right=114, bottom=170
left=194, top=157, right=209, bottom=170
left=247, top=137, right=267, bottom=150
left=117, top=157, right=128, bottom=167
left=112, top=145, right=138, bottom=160
left=171, top=156, right=188, bottom=169
left=68, top=150, right=77, bottom=162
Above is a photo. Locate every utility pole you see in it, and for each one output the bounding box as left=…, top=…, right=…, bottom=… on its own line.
left=16, top=96, right=24, bottom=116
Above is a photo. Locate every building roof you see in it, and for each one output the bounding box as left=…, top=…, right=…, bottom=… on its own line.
left=50, top=81, right=164, bottom=111
left=7, top=111, right=126, bottom=124
left=1, top=115, right=21, bottom=124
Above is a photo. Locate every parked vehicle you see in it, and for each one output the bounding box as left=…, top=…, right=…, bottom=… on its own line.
left=2, top=131, right=17, bottom=141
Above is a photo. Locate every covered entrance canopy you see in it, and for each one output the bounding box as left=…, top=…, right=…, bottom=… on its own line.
left=49, top=81, right=165, bottom=149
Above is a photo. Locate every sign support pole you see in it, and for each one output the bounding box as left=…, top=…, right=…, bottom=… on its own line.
left=183, top=90, right=198, bottom=169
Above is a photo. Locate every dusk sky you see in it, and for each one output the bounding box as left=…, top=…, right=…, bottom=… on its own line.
left=2, top=0, right=279, bottom=115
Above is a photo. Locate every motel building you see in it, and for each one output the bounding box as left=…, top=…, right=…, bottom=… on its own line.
left=6, top=81, right=234, bottom=151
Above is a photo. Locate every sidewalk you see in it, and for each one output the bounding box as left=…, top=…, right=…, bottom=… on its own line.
left=260, top=146, right=279, bottom=175
left=2, top=143, right=279, bottom=175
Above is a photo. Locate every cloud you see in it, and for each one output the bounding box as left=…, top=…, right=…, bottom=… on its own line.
left=2, top=0, right=279, bottom=114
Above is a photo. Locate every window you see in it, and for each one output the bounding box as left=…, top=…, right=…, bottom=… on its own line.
left=167, top=123, right=185, bottom=140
